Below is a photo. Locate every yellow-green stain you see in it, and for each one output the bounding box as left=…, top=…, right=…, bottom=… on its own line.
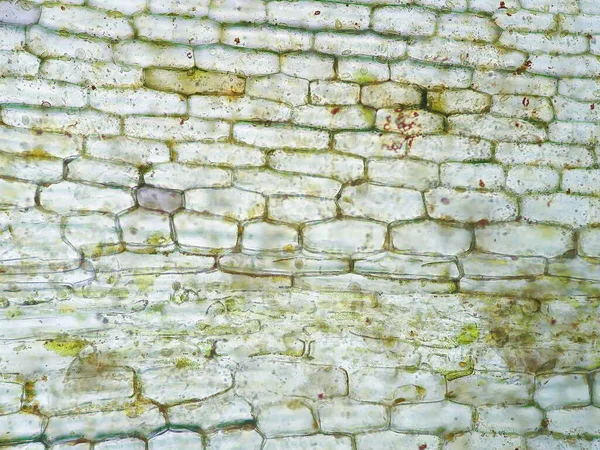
left=6, top=307, right=22, bottom=319
left=145, top=231, right=170, bottom=246
left=23, top=381, right=36, bottom=403
left=352, top=72, right=379, bottom=84
left=442, top=358, right=475, bottom=381
left=133, top=274, right=156, bottom=293
left=174, top=357, right=199, bottom=369
left=456, top=323, right=479, bottom=345
left=44, top=336, right=88, bottom=357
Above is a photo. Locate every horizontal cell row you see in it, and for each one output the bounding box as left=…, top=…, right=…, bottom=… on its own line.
left=3, top=78, right=596, bottom=125
left=8, top=23, right=600, bottom=78
left=1, top=361, right=599, bottom=443
left=16, top=178, right=600, bottom=226
left=2, top=122, right=596, bottom=168
left=5, top=206, right=600, bottom=259
left=3, top=1, right=600, bottom=41
left=3, top=149, right=599, bottom=195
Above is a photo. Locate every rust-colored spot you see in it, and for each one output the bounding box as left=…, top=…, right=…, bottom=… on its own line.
left=314, top=10, right=321, bottom=15
left=479, top=179, right=485, bottom=188
left=546, top=200, right=552, bottom=207
left=515, top=60, right=532, bottom=75
left=382, top=141, right=405, bottom=153
left=419, top=445, right=428, bottom=450
left=441, top=197, right=450, bottom=205
left=551, top=319, right=556, bottom=325
left=318, top=393, right=324, bottom=399
left=234, top=37, right=240, bottom=44
left=499, top=1, right=507, bottom=8
left=515, top=122, right=520, bottom=128
left=476, top=219, right=489, bottom=227
left=591, top=104, right=596, bottom=110
left=413, top=111, right=419, bottom=117
left=331, top=107, right=341, bottom=115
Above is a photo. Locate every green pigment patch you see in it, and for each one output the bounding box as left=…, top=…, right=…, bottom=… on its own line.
left=145, top=231, right=170, bottom=246
left=174, top=357, right=200, bottom=369
left=456, top=323, right=480, bottom=345
left=442, top=358, right=475, bottom=381
left=44, top=336, right=88, bottom=357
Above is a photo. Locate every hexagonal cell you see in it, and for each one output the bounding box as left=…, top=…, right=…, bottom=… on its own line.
left=118, top=208, right=174, bottom=252
left=64, top=214, right=122, bottom=257
left=136, top=185, right=183, bottom=213
left=173, top=211, right=238, bottom=255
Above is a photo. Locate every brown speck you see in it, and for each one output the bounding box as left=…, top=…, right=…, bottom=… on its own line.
left=479, top=179, right=485, bottom=188
left=64, top=131, right=72, bottom=137
left=566, top=188, right=571, bottom=194
left=413, top=111, right=419, bottom=117
left=441, top=197, right=450, bottom=205
left=499, top=1, right=507, bottom=8
left=515, top=122, right=520, bottom=127
left=522, top=97, right=530, bottom=107
left=546, top=200, right=552, bottom=207
left=318, top=393, right=324, bottom=399
left=35, top=129, right=43, bottom=135
left=591, top=104, right=596, bottom=110
left=60, top=5, right=65, bottom=10
left=331, top=107, right=341, bottom=115
left=365, top=317, right=372, bottom=324
left=314, top=10, right=321, bottom=15
left=515, top=60, right=532, bottom=75
left=476, top=218, right=489, bottom=227
left=419, top=445, right=428, bottom=450
left=234, top=37, right=240, bottom=44
left=551, top=319, right=556, bottom=325
left=91, top=85, right=96, bottom=90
